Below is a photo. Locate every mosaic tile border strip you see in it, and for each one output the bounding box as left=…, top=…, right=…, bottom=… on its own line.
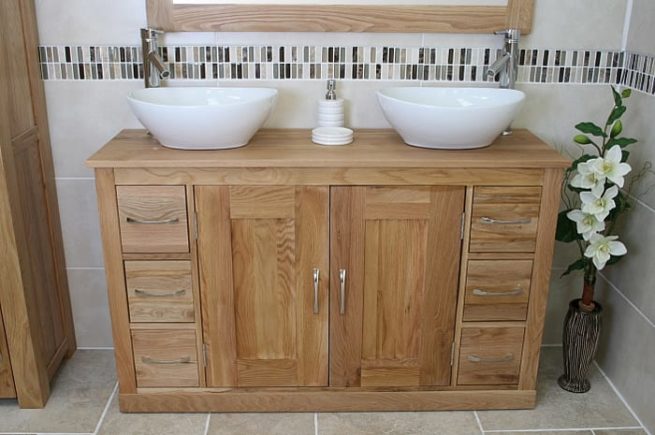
left=623, top=52, right=655, bottom=95
left=38, top=45, right=627, bottom=86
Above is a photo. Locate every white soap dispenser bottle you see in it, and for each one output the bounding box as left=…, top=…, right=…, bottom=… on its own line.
left=317, top=80, right=345, bottom=128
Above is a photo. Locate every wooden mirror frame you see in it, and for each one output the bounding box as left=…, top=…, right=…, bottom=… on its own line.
left=146, top=0, right=533, bottom=34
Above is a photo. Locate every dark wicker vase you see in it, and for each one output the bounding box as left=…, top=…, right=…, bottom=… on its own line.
left=558, top=298, right=603, bottom=393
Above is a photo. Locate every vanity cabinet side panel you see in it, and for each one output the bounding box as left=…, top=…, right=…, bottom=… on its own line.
left=519, top=169, right=564, bottom=390
left=0, top=306, right=16, bottom=398
left=95, top=169, right=137, bottom=393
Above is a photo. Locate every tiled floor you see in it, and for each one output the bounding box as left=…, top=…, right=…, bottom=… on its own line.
left=0, top=348, right=648, bottom=435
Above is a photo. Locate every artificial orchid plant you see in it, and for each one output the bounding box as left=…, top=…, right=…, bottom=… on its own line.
left=557, top=86, right=643, bottom=311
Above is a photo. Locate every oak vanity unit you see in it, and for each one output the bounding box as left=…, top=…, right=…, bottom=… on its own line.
left=87, top=129, right=568, bottom=412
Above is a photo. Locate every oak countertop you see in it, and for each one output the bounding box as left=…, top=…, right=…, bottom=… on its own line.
left=86, top=129, right=570, bottom=169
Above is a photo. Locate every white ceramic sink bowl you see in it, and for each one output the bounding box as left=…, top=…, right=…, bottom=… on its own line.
left=377, top=87, right=525, bottom=149
left=127, top=87, right=278, bottom=150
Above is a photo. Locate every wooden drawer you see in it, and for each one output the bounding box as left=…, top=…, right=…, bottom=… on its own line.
left=463, top=260, right=533, bottom=321
left=117, top=186, right=189, bottom=253
left=125, top=261, right=194, bottom=323
left=470, top=187, right=541, bottom=253
left=457, top=326, right=524, bottom=386
left=132, top=329, right=199, bottom=388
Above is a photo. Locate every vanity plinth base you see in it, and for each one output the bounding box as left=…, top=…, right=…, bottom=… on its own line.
left=119, top=389, right=536, bottom=413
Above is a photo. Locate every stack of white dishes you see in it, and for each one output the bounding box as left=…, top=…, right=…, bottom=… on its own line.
left=317, top=99, right=345, bottom=127
left=311, top=127, right=354, bottom=146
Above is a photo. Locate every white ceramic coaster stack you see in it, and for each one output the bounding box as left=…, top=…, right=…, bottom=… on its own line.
left=312, top=126, right=354, bottom=146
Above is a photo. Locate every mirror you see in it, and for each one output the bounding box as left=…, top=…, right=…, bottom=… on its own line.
left=146, top=0, right=532, bottom=34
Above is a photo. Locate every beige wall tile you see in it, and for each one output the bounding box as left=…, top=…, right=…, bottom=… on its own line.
left=627, top=0, right=655, bottom=56
left=67, top=268, right=113, bottom=348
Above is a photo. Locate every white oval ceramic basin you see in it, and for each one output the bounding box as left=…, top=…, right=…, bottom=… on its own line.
left=377, top=87, right=525, bottom=149
left=127, top=87, right=278, bottom=150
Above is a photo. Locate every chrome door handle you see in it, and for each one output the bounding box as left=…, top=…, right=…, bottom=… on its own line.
left=472, top=288, right=523, bottom=297
left=126, top=216, right=180, bottom=225
left=480, top=216, right=531, bottom=225
left=142, top=356, right=191, bottom=365
left=134, top=289, right=186, bottom=298
left=313, top=268, right=320, bottom=314
left=339, top=269, right=347, bottom=315
left=467, top=353, right=514, bottom=364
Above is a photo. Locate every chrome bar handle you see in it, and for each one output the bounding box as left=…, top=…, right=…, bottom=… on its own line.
left=134, top=289, right=186, bottom=298
left=339, top=269, right=347, bottom=315
left=126, top=216, right=180, bottom=225
left=312, top=268, right=320, bottom=314
left=472, top=288, right=523, bottom=297
left=480, top=216, right=531, bottom=225
left=142, top=356, right=191, bottom=365
left=467, top=354, right=514, bottom=364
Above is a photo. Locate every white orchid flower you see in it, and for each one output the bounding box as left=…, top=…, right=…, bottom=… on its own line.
left=570, top=161, right=606, bottom=197
left=590, top=145, right=632, bottom=187
left=566, top=209, right=606, bottom=240
left=580, top=185, right=618, bottom=221
left=584, top=234, right=627, bottom=270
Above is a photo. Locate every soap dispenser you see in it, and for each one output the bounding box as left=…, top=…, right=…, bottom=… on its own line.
left=317, top=80, right=345, bottom=128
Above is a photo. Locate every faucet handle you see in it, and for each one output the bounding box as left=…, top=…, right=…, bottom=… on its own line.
left=495, top=28, right=520, bottom=42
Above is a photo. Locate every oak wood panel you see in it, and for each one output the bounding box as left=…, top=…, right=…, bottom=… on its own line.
left=196, top=186, right=329, bottom=388
left=88, top=129, right=570, bottom=170
left=332, top=186, right=465, bottom=388
left=119, top=389, right=536, bottom=413
left=519, top=169, right=564, bottom=390
left=132, top=329, right=199, bottom=388
left=115, top=167, right=544, bottom=188
left=0, top=306, right=16, bottom=398
left=125, top=261, right=194, bottom=323
left=470, top=203, right=540, bottom=252
left=458, top=326, right=525, bottom=386
left=117, top=185, right=189, bottom=253
left=95, top=169, right=137, bottom=393
left=463, top=260, right=533, bottom=321
left=474, top=186, right=542, bottom=204
left=147, top=0, right=534, bottom=34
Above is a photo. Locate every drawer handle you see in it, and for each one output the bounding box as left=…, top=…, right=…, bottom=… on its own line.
left=480, top=216, right=531, bottom=225
left=126, top=217, right=180, bottom=225
left=467, top=353, right=514, bottom=364
left=142, top=356, right=192, bottom=365
left=134, top=289, right=186, bottom=298
left=472, top=288, right=523, bottom=297
left=313, top=268, right=320, bottom=314
left=339, top=269, right=347, bottom=315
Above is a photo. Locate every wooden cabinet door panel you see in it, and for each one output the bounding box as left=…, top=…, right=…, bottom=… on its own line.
left=330, top=186, right=465, bottom=388
left=0, top=306, right=16, bottom=398
left=196, top=186, right=328, bottom=387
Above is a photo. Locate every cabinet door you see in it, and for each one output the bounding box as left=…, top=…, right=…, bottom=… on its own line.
left=330, top=186, right=465, bottom=388
left=196, top=186, right=329, bottom=387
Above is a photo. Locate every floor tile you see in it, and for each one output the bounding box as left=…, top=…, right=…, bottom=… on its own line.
left=477, top=348, right=639, bottom=431
left=207, top=413, right=314, bottom=435
left=318, top=411, right=480, bottom=435
left=0, top=350, right=116, bottom=433
left=486, top=431, right=593, bottom=434
left=594, top=430, right=648, bottom=435
left=97, top=391, right=207, bottom=435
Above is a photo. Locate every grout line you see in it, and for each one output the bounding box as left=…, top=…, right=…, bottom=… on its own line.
left=597, top=272, right=655, bottom=329
left=93, top=382, right=118, bottom=435
left=484, top=427, right=644, bottom=433
left=315, top=412, right=319, bottom=435
left=593, top=361, right=651, bottom=435
left=203, top=413, right=211, bottom=435
left=621, top=0, right=634, bottom=52
left=474, top=410, right=485, bottom=434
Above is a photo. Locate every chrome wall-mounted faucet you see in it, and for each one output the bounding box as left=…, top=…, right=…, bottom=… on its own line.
left=486, top=29, right=520, bottom=91
left=141, top=28, right=170, bottom=88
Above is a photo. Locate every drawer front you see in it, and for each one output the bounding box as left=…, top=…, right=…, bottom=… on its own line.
left=463, top=260, right=533, bottom=321
left=125, top=261, right=194, bottom=323
left=457, top=326, right=524, bottom=386
left=132, top=329, right=199, bottom=387
left=117, top=186, right=189, bottom=253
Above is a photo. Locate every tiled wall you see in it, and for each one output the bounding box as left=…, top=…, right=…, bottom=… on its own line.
left=35, top=0, right=653, bottom=431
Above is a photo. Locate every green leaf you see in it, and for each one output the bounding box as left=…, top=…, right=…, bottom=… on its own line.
left=556, top=210, right=581, bottom=243
left=612, top=86, right=623, bottom=106
left=608, top=105, right=627, bottom=125
left=561, top=258, right=588, bottom=277
left=607, top=137, right=638, bottom=148
left=606, top=255, right=624, bottom=267
left=621, top=88, right=632, bottom=98
left=574, top=134, right=593, bottom=145
left=622, top=150, right=630, bottom=162
left=610, top=120, right=623, bottom=138
left=576, top=122, right=607, bottom=137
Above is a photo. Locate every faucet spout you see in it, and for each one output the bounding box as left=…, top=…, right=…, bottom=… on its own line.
left=147, top=51, right=170, bottom=80
left=486, top=53, right=511, bottom=79
left=141, top=27, right=169, bottom=88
